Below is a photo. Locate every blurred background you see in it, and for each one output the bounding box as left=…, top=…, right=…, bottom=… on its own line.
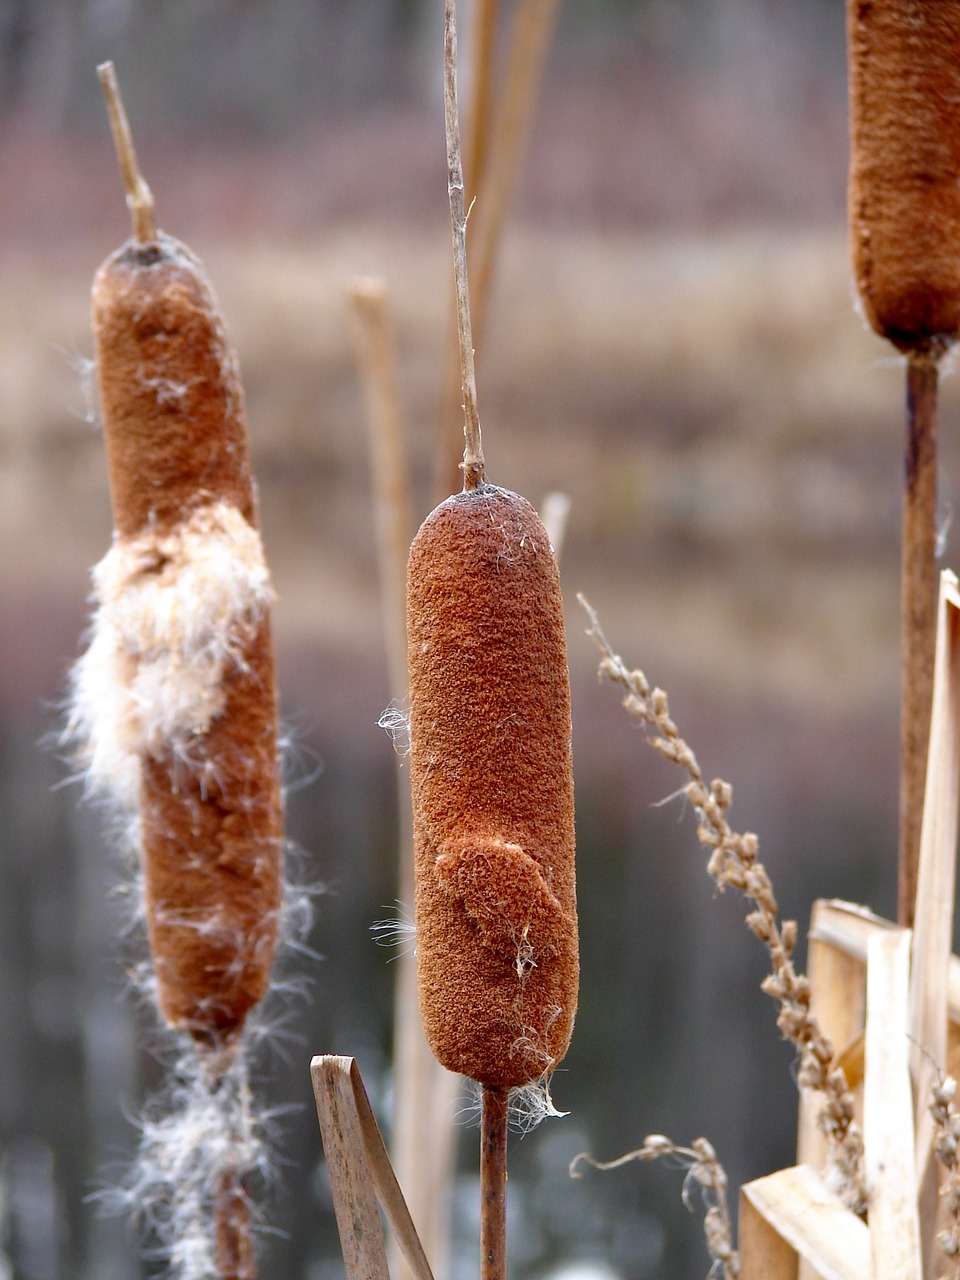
left=2, top=0, right=957, bottom=1276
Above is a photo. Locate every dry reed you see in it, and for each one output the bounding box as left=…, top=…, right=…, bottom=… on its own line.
left=580, top=596, right=868, bottom=1215
left=931, top=1074, right=960, bottom=1274
left=349, top=278, right=459, bottom=1280
left=571, top=1136, right=740, bottom=1280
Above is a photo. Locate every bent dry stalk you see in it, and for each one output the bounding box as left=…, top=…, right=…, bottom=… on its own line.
left=67, top=64, right=283, bottom=1280
left=580, top=596, right=868, bottom=1216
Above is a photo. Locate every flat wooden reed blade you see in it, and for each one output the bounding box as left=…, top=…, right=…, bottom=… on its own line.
left=310, top=1056, right=435, bottom=1280
left=444, top=0, right=485, bottom=490
left=739, top=1165, right=870, bottom=1280
left=908, top=571, right=960, bottom=1237
left=864, top=929, right=921, bottom=1280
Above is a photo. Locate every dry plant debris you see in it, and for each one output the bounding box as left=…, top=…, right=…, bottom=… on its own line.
left=931, top=1073, right=960, bottom=1275
left=571, top=1136, right=740, bottom=1280
left=579, top=596, right=869, bottom=1216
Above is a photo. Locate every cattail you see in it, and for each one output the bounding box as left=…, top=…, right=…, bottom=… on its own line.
left=85, top=236, right=283, bottom=1040
left=407, top=483, right=578, bottom=1089
left=845, top=5, right=959, bottom=926
left=68, top=66, right=283, bottom=1052
left=847, top=4, right=960, bottom=353
left=66, top=63, right=283, bottom=1280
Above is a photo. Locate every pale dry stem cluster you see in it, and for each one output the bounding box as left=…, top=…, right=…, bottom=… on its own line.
left=579, top=597, right=869, bottom=1216
left=931, top=1074, right=960, bottom=1274
left=571, top=1136, right=740, bottom=1280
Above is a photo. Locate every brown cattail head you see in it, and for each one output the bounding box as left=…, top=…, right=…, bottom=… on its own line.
left=847, top=3, right=960, bottom=353
left=84, top=229, right=283, bottom=1042
left=92, top=233, right=258, bottom=537
left=407, top=484, right=578, bottom=1089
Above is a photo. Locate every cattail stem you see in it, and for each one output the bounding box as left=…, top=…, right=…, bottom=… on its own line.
left=899, top=351, right=939, bottom=927
left=214, top=1168, right=256, bottom=1280
left=480, top=1086, right=509, bottom=1280
left=97, top=61, right=156, bottom=244
left=444, top=0, right=485, bottom=491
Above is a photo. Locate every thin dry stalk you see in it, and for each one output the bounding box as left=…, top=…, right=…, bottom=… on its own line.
left=348, top=279, right=458, bottom=1280
left=465, top=0, right=561, bottom=349
left=570, top=1136, right=740, bottom=1280
left=579, top=596, right=868, bottom=1215
left=900, top=350, right=939, bottom=928
left=540, top=491, right=571, bottom=562
left=97, top=61, right=155, bottom=243
left=481, top=1085, right=509, bottom=1280
left=444, top=0, right=485, bottom=492
left=434, top=0, right=560, bottom=498
left=349, top=279, right=413, bottom=698
left=464, top=0, right=503, bottom=206
left=931, top=1074, right=960, bottom=1276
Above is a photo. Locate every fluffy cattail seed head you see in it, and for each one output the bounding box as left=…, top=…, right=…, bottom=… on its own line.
left=81, top=229, right=283, bottom=1041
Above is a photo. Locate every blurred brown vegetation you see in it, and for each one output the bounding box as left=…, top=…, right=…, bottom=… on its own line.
left=3, top=2, right=959, bottom=1278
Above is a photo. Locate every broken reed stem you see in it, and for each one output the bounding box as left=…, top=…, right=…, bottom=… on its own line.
left=97, top=61, right=156, bottom=243
left=899, top=351, right=939, bottom=928
left=481, top=1085, right=509, bottom=1280
left=444, top=0, right=485, bottom=491
left=580, top=596, right=869, bottom=1215
left=570, top=1136, right=740, bottom=1280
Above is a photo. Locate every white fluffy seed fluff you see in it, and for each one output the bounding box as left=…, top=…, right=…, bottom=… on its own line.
left=96, top=1042, right=266, bottom=1280
left=66, top=500, right=274, bottom=811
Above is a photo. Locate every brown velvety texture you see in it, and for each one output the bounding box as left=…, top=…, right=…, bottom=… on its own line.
left=407, top=485, right=578, bottom=1088
left=848, top=2, right=960, bottom=351
left=93, top=232, right=282, bottom=1039
left=140, top=615, right=283, bottom=1037
left=93, top=233, right=258, bottom=536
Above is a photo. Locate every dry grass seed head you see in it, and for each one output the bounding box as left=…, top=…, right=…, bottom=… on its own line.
left=580, top=596, right=868, bottom=1214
